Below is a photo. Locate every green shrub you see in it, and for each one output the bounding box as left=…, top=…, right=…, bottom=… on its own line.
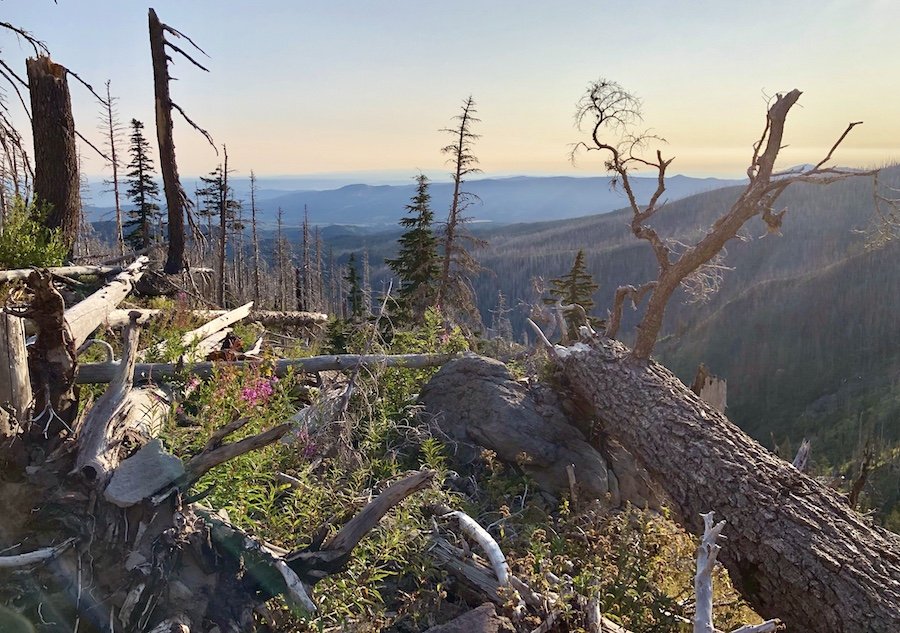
left=0, top=197, right=68, bottom=268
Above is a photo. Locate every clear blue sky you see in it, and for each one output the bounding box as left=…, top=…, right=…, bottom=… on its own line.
left=1, top=0, right=897, bottom=180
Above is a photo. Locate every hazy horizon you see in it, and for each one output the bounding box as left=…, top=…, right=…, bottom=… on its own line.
left=2, top=1, right=897, bottom=182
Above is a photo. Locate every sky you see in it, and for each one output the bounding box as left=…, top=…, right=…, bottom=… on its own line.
left=1, top=0, right=898, bottom=183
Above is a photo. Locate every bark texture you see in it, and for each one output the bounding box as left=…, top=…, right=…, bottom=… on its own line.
left=554, top=336, right=900, bottom=633
left=26, top=56, right=80, bottom=252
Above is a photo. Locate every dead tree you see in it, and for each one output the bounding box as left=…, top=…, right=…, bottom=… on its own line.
left=148, top=8, right=215, bottom=274
left=550, top=82, right=898, bottom=632
left=575, top=81, right=871, bottom=359
left=436, top=96, right=486, bottom=327
left=550, top=337, right=900, bottom=633
left=100, top=80, right=126, bottom=255
left=26, top=56, right=80, bottom=253
left=250, top=170, right=261, bottom=304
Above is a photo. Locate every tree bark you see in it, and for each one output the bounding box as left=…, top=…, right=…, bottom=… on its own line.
left=554, top=336, right=900, bottom=633
left=26, top=56, right=80, bottom=253
left=149, top=9, right=187, bottom=275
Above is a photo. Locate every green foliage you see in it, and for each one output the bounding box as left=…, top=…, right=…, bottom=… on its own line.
left=344, top=252, right=364, bottom=319
left=124, top=119, right=162, bottom=249
left=544, top=249, right=600, bottom=339
left=0, top=197, right=67, bottom=269
left=386, top=174, right=440, bottom=325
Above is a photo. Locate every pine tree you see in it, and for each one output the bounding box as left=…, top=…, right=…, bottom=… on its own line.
left=386, top=174, right=439, bottom=324
left=123, top=119, right=161, bottom=250
left=345, top=252, right=363, bottom=319
left=544, top=249, right=600, bottom=339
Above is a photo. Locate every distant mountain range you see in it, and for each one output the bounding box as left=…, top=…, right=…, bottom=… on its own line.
left=318, top=166, right=900, bottom=520
left=85, top=174, right=743, bottom=227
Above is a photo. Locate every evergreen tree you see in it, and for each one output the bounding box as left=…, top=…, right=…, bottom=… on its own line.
left=123, top=119, right=161, bottom=250
left=544, top=249, right=600, bottom=338
left=345, top=252, right=364, bottom=319
left=386, top=174, right=439, bottom=324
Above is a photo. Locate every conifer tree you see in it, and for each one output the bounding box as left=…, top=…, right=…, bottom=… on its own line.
left=544, top=249, right=600, bottom=338
left=345, top=252, right=363, bottom=319
left=123, top=119, right=161, bottom=250
left=386, top=174, right=439, bottom=324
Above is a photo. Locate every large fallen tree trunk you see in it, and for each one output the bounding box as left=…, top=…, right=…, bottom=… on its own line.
left=77, top=352, right=457, bottom=384
left=552, top=336, right=900, bottom=633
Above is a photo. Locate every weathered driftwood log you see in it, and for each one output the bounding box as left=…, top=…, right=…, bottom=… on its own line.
left=103, top=307, right=328, bottom=329
left=77, top=352, right=457, bottom=384
left=553, top=336, right=900, bottom=633
left=0, top=313, right=31, bottom=440
left=64, top=256, right=148, bottom=348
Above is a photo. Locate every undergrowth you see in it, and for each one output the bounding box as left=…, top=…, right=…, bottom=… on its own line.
left=143, top=306, right=759, bottom=632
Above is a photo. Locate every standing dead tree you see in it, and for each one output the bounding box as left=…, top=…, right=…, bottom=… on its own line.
left=148, top=8, right=215, bottom=274
left=26, top=56, right=80, bottom=253
left=100, top=80, right=126, bottom=255
left=575, top=80, right=871, bottom=359
left=547, top=81, right=900, bottom=632
left=436, top=96, right=486, bottom=328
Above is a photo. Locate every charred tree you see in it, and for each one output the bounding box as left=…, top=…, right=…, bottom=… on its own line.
left=148, top=8, right=214, bottom=274
left=26, top=56, right=80, bottom=254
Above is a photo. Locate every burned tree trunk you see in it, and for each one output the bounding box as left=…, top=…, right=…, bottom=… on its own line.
left=553, top=336, right=900, bottom=633
left=26, top=56, right=80, bottom=253
left=149, top=9, right=186, bottom=274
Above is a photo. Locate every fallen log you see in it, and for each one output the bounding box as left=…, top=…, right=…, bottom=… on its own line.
left=137, top=301, right=253, bottom=361
left=552, top=335, right=900, bottom=633
left=76, top=317, right=167, bottom=483
left=102, top=307, right=328, bottom=329
left=77, top=352, right=457, bottom=384
left=64, top=256, right=148, bottom=348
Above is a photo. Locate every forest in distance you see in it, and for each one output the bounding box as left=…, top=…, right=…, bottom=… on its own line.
left=1, top=4, right=899, bottom=633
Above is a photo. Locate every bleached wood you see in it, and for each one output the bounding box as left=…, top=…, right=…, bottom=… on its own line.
left=77, top=352, right=457, bottom=384
left=0, top=264, right=145, bottom=283
left=138, top=301, right=252, bottom=361
left=64, top=256, right=148, bottom=348
left=0, top=312, right=31, bottom=433
left=102, top=307, right=327, bottom=329
left=442, top=510, right=510, bottom=585
left=274, top=559, right=317, bottom=613
left=0, top=537, right=75, bottom=567
left=75, top=318, right=166, bottom=483
left=792, top=438, right=811, bottom=472
left=694, top=512, right=726, bottom=633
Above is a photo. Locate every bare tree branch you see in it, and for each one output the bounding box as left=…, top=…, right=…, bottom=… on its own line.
left=171, top=101, right=216, bottom=150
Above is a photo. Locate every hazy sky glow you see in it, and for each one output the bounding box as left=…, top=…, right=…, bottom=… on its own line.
left=1, top=0, right=898, bottom=181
